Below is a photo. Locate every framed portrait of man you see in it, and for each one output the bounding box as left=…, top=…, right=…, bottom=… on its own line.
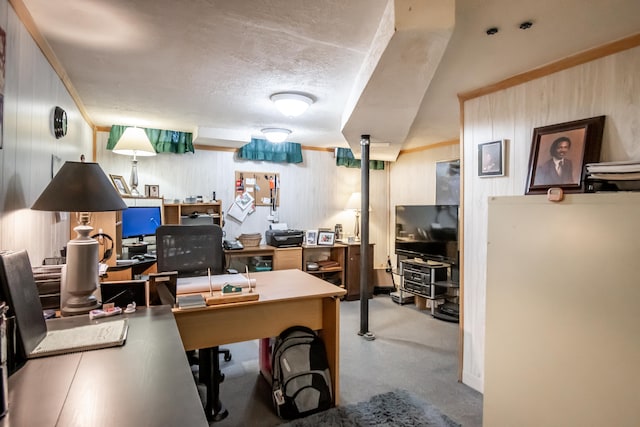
left=525, top=116, right=605, bottom=195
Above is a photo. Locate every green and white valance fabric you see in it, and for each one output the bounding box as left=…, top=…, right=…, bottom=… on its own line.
left=107, top=125, right=194, bottom=154
left=335, top=148, right=385, bottom=170
left=237, top=138, right=303, bottom=164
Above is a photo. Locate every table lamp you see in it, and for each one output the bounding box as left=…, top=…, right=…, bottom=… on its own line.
left=112, top=127, right=156, bottom=196
left=32, top=159, right=127, bottom=316
left=346, top=192, right=363, bottom=241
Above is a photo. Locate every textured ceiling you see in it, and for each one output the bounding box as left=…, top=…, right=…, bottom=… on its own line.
left=17, top=0, right=640, bottom=160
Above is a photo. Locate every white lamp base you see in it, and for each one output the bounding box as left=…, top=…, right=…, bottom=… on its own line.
left=61, top=225, right=100, bottom=316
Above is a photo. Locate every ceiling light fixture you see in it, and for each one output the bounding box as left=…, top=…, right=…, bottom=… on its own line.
left=270, top=93, right=313, bottom=117
left=261, top=128, right=291, bottom=143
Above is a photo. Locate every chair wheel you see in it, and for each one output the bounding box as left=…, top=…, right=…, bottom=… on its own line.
left=224, top=354, right=232, bottom=362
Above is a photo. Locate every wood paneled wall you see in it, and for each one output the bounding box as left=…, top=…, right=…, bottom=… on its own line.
left=96, top=133, right=390, bottom=268
left=461, top=44, right=640, bottom=392
left=0, top=2, right=93, bottom=265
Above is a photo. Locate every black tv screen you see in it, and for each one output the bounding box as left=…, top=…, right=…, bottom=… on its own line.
left=395, top=205, right=458, bottom=265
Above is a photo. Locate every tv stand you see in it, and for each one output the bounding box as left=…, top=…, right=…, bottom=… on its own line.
left=398, top=258, right=459, bottom=321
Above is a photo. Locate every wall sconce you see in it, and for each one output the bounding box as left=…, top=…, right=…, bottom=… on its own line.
left=261, top=128, right=291, bottom=143
left=31, top=159, right=127, bottom=315
left=270, top=93, right=313, bottom=117
left=112, top=127, right=156, bottom=196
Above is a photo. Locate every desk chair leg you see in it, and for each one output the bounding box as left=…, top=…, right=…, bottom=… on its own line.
left=199, top=347, right=228, bottom=422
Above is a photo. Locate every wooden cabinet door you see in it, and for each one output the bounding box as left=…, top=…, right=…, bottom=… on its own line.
left=273, top=247, right=302, bottom=270
left=345, top=244, right=374, bottom=301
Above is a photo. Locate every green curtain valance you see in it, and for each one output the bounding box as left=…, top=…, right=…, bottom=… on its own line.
left=106, top=125, right=194, bottom=154
left=335, top=148, right=385, bottom=170
left=237, top=138, right=303, bottom=164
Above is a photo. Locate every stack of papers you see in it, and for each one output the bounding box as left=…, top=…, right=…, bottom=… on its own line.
left=585, top=160, right=640, bottom=180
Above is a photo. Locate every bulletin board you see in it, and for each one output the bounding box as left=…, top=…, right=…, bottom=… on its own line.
left=234, top=171, right=280, bottom=207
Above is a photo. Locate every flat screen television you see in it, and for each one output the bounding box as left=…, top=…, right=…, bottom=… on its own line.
left=121, top=206, right=162, bottom=241
left=395, top=205, right=459, bottom=282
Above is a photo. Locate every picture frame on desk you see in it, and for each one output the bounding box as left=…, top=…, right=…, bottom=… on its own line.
left=305, top=230, right=318, bottom=246
left=109, top=174, right=130, bottom=196
left=317, top=231, right=335, bottom=246
left=145, top=184, right=160, bottom=198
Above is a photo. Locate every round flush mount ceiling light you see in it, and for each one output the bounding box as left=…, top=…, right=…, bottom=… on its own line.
left=270, top=93, right=313, bottom=117
left=261, top=128, right=291, bottom=143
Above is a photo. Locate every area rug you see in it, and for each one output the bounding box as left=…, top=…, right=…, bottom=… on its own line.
left=280, top=389, right=461, bottom=426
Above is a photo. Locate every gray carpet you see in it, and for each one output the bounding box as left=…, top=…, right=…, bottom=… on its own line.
left=281, top=389, right=461, bottom=427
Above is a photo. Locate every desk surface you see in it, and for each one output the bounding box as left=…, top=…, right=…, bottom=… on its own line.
left=2, top=306, right=207, bottom=427
left=175, top=268, right=346, bottom=306
left=173, top=269, right=346, bottom=407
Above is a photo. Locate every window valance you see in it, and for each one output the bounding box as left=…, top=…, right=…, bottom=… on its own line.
left=106, top=125, right=194, bottom=154
left=335, top=148, right=385, bottom=170
left=237, top=138, right=303, bottom=164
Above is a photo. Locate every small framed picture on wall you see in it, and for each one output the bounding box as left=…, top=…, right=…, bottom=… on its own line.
left=478, top=140, right=506, bottom=177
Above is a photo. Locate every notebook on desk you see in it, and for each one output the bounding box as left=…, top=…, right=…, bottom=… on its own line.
left=0, top=250, right=129, bottom=360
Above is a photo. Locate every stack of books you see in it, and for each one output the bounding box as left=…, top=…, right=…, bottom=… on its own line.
left=32, top=265, right=63, bottom=310
left=585, top=160, right=640, bottom=180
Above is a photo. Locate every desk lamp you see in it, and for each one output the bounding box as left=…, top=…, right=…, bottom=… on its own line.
left=112, top=127, right=156, bottom=196
left=32, top=159, right=127, bottom=316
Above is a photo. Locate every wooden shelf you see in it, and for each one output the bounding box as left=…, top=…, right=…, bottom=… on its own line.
left=302, top=244, right=346, bottom=288
left=163, top=202, right=223, bottom=226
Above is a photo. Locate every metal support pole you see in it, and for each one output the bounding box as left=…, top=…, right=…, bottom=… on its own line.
left=358, top=135, right=375, bottom=340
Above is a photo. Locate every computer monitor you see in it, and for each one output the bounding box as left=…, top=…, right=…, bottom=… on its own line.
left=121, top=206, right=162, bottom=241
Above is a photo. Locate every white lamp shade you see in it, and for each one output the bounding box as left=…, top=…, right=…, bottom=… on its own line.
left=345, top=192, right=371, bottom=211
left=270, top=93, right=313, bottom=117
left=346, top=192, right=361, bottom=210
left=262, top=128, right=291, bottom=143
left=112, top=127, right=156, bottom=156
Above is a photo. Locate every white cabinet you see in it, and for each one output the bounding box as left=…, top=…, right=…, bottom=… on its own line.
left=484, top=193, right=640, bottom=427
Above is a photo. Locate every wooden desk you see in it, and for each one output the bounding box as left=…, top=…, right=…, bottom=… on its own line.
left=224, top=245, right=275, bottom=271
left=173, top=269, right=346, bottom=416
left=1, top=307, right=207, bottom=427
left=101, top=259, right=157, bottom=281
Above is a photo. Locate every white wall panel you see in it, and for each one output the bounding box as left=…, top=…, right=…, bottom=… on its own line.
left=0, top=1, right=92, bottom=265
left=462, top=45, right=640, bottom=392
left=96, top=135, right=390, bottom=267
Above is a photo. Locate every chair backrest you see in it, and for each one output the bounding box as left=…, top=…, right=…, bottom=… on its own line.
left=155, top=224, right=224, bottom=277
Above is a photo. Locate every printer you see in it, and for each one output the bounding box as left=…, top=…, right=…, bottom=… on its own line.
left=265, top=229, right=304, bottom=247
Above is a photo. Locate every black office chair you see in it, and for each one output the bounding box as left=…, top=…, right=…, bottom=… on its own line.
left=155, top=224, right=230, bottom=421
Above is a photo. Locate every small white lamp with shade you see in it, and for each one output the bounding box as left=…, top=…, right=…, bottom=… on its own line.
left=112, top=127, right=156, bottom=196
